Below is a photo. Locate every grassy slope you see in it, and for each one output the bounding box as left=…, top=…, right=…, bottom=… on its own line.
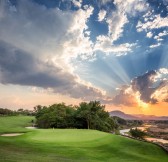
left=0, top=116, right=34, bottom=133
left=0, top=116, right=168, bottom=162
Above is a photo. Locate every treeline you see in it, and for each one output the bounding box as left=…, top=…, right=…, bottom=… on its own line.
left=154, top=120, right=168, bottom=124
left=35, top=101, right=118, bottom=132
left=0, top=108, right=35, bottom=116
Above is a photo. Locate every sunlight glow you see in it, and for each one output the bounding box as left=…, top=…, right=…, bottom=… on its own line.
left=135, top=92, right=149, bottom=110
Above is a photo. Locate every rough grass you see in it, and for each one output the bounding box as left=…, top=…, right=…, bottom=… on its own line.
left=0, top=115, right=34, bottom=133
left=0, top=116, right=168, bottom=162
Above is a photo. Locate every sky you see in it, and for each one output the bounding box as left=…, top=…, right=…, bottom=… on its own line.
left=0, top=0, right=168, bottom=116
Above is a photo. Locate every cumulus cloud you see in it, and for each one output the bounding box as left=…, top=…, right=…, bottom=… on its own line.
left=0, top=41, right=105, bottom=100
left=146, top=32, right=153, bottom=38
left=0, top=1, right=107, bottom=101
left=63, top=5, right=94, bottom=60
left=112, top=69, right=168, bottom=106
left=112, top=86, right=138, bottom=106
left=72, top=0, right=82, bottom=8
left=137, top=14, right=168, bottom=32
left=98, top=9, right=107, bottom=21
left=151, top=68, right=168, bottom=103
left=154, top=30, right=168, bottom=41
left=0, top=0, right=94, bottom=71
left=131, top=70, right=157, bottom=104
left=106, top=11, right=128, bottom=42
left=149, top=43, right=161, bottom=48
left=93, top=0, right=148, bottom=56
left=114, top=0, right=148, bottom=15
left=106, top=0, right=148, bottom=42
left=94, top=35, right=136, bottom=55
left=151, top=81, right=168, bottom=103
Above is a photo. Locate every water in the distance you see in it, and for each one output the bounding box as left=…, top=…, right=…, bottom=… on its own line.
left=119, top=125, right=168, bottom=144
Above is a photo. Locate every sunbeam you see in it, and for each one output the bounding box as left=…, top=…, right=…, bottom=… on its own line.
left=0, top=0, right=167, bottom=115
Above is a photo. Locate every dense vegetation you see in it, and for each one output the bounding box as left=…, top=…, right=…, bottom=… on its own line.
left=35, top=101, right=116, bottom=132
left=130, top=128, right=146, bottom=139
left=1, top=101, right=143, bottom=133
left=0, top=107, right=35, bottom=116
left=154, top=120, right=168, bottom=124
left=113, top=116, right=143, bottom=129
left=0, top=116, right=168, bottom=162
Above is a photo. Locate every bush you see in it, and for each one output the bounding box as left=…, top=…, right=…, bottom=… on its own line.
left=129, top=128, right=146, bottom=139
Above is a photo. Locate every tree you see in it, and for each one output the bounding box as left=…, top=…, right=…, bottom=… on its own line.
left=35, top=103, right=76, bottom=128
left=0, top=108, right=14, bottom=116
left=35, top=101, right=116, bottom=132
left=129, top=128, right=146, bottom=139
left=76, top=101, right=114, bottom=132
left=76, top=102, right=91, bottom=129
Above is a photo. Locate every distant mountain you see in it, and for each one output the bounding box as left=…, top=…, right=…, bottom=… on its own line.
left=109, top=110, right=168, bottom=120
left=134, top=114, right=168, bottom=120
left=109, top=110, right=138, bottom=120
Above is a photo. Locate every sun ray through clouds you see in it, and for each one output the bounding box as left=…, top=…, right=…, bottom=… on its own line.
left=0, top=0, right=167, bottom=115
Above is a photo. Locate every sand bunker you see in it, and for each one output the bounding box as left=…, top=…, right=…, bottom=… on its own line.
left=25, top=126, right=37, bottom=129
left=1, top=133, right=24, bottom=137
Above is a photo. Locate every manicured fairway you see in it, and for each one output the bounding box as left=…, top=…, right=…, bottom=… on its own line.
left=0, top=116, right=168, bottom=162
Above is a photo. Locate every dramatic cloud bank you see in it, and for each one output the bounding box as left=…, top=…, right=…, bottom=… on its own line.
left=0, top=41, right=105, bottom=100
left=112, top=69, right=168, bottom=107
left=0, top=0, right=167, bottom=114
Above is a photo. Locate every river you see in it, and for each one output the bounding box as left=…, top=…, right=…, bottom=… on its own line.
left=119, top=125, right=168, bottom=144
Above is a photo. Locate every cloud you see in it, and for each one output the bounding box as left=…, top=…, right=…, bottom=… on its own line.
left=72, top=0, right=82, bottom=8
left=94, top=35, right=136, bottom=55
left=63, top=5, right=94, bottom=60
left=151, top=81, right=168, bottom=103
left=106, top=0, right=148, bottom=42
left=114, top=0, right=148, bottom=15
left=131, top=70, right=157, bottom=104
left=0, top=0, right=94, bottom=70
left=112, top=86, right=138, bottom=106
left=98, top=9, right=107, bottom=21
left=0, top=0, right=72, bottom=70
left=149, top=43, right=161, bottom=48
left=0, top=41, right=106, bottom=100
left=93, top=0, right=148, bottom=56
left=99, top=0, right=112, bottom=5
left=137, top=14, right=168, bottom=32
left=0, top=0, right=167, bottom=108
left=106, top=11, right=128, bottom=42
left=112, top=69, right=168, bottom=106
left=154, top=30, right=168, bottom=41
left=151, top=68, right=168, bottom=103
left=146, top=32, right=153, bottom=38
left=0, top=0, right=109, bottom=101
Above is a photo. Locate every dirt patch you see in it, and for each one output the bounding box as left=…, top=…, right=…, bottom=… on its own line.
left=1, top=133, right=24, bottom=137
left=149, top=127, right=168, bottom=133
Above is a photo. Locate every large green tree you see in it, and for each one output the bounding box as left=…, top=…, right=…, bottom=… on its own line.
left=35, top=103, right=76, bottom=128
left=35, top=101, right=116, bottom=132
left=76, top=101, right=115, bottom=132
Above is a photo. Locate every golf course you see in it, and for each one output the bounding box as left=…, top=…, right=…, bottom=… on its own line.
left=0, top=116, right=168, bottom=162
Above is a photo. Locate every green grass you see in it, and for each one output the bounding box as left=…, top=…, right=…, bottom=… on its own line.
left=0, top=116, right=168, bottom=162
left=0, top=115, right=34, bottom=133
